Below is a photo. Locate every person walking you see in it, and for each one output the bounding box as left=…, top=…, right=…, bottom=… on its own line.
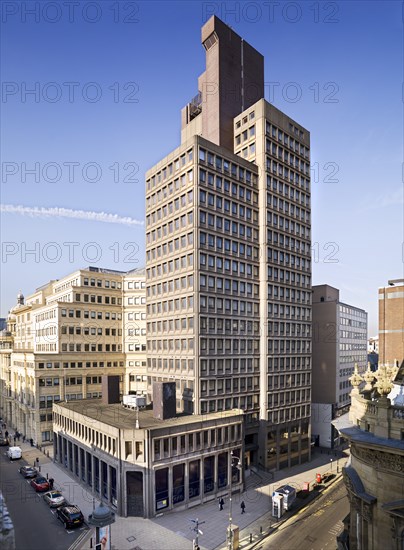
left=240, top=501, right=246, bottom=514
left=219, top=497, right=224, bottom=511
left=49, top=478, right=54, bottom=490
left=22, top=435, right=25, bottom=443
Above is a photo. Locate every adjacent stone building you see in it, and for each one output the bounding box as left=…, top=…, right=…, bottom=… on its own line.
left=0, top=267, right=146, bottom=445
left=334, top=362, right=404, bottom=549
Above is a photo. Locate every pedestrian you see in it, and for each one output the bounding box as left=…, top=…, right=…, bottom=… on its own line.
left=29, top=438, right=33, bottom=447
left=13, top=437, right=16, bottom=445
left=5, top=430, right=8, bottom=439
left=22, top=435, right=25, bottom=443
left=219, top=497, right=224, bottom=511
left=240, top=501, right=246, bottom=514
left=49, top=478, right=54, bottom=490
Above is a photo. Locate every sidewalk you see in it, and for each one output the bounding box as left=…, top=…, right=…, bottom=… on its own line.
left=147, top=448, right=348, bottom=550
left=14, top=440, right=347, bottom=550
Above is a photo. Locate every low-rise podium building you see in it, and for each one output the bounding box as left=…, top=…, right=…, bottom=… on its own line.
left=53, top=396, right=244, bottom=518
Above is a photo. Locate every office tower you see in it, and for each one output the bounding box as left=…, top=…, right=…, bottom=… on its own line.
left=146, top=16, right=312, bottom=469
left=311, top=284, right=367, bottom=447
left=123, top=268, right=147, bottom=396
left=379, top=279, right=404, bottom=367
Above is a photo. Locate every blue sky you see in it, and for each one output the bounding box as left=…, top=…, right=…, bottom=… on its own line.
left=1, top=0, right=403, bottom=335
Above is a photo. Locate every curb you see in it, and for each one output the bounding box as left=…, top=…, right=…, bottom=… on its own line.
left=68, top=526, right=92, bottom=550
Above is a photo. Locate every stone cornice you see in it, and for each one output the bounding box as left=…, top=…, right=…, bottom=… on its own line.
left=351, top=444, right=404, bottom=473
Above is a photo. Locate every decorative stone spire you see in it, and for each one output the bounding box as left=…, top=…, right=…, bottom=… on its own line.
left=16, top=290, right=24, bottom=306
left=349, top=363, right=363, bottom=392
left=374, top=364, right=394, bottom=398
left=363, top=363, right=375, bottom=393
left=387, top=360, right=399, bottom=382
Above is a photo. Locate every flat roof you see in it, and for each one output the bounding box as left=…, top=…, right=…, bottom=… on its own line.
left=55, top=400, right=244, bottom=431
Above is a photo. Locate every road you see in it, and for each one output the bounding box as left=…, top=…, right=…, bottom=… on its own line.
left=0, top=447, right=88, bottom=550
left=262, top=479, right=349, bottom=550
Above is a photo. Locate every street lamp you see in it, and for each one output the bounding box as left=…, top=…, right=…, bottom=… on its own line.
left=88, top=501, right=115, bottom=550
left=190, top=518, right=205, bottom=550
left=227, top=450, right=241, bottom=550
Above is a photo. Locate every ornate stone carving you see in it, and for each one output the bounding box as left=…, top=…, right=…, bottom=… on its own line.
left=362, top=502, right=373, bottom=522
left=366, top=402, right=376, bottom=415
left=352, top=445, right=404, bottom=473
left=363, top=364, right=375, bottom=392
left=352, top=495, right=361, bottom=512
left=374, top=364, right=394, bottom=397
left=393, top=407, right=404, bottom=419
left=350, top=363, right=363, bottom=392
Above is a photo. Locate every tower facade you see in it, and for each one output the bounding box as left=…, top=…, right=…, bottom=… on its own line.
left=379, top=280, right=404, bottom=368
left=146, top=16, right=312, bottom=469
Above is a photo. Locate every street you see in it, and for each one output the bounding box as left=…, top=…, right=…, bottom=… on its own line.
left=0, top=447, right=88, bottom=550
left=262, top=478, right=349, bottom=550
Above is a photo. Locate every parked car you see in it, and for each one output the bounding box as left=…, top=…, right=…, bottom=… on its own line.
left=0, top=437, right=8, bottom=446
left=43, top=490, right=65, bottom=508
left=6, top=446, right=22, bottom=460
left=56, top=505, right=84, bottom=529
left=30, top=476, right=50, bottom=492
left=18, top=466, right=38, bottom=478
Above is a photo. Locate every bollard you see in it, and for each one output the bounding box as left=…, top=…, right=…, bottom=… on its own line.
left=46, top=473, right=49, bottom=480
left=250, top=533, right=253, bottom=543
left=260, top=526, right=263, bottom=535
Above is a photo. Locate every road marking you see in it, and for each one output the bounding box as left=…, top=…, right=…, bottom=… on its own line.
left=313, top=509, right=325, bottom=517
left=328, top=521, right=343, bottom=536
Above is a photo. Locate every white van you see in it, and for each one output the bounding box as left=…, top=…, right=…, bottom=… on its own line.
left=6, top=446, right=22, bottom=460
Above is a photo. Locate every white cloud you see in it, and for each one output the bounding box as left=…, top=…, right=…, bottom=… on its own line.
left=360, top=186, right=403, bottom=212
left=1, top=204, right=144, bottom=226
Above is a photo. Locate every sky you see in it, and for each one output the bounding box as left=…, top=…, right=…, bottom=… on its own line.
left=1, top=0, right=403, bottom=335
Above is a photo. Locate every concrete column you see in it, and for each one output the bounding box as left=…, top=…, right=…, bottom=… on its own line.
left=213, top=453, right=218, bottom=493
left=67, top=440, right=71, bottom=472
left=77, top=444, right=81, bottom=478
left=107, top=462, right=111, bottom=503
left=184, top=461, right=189, bottom=502
left=84, top=450, right=89, bottom=485
left=91, top=454, right=96, bottom=491
left=59, top=434, right=63, bottom=464
left=168, top=466, right=173, bottom=509
left=200, top=458, right=204, bottom=499
left=62, top=437, right=67, bottom=468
